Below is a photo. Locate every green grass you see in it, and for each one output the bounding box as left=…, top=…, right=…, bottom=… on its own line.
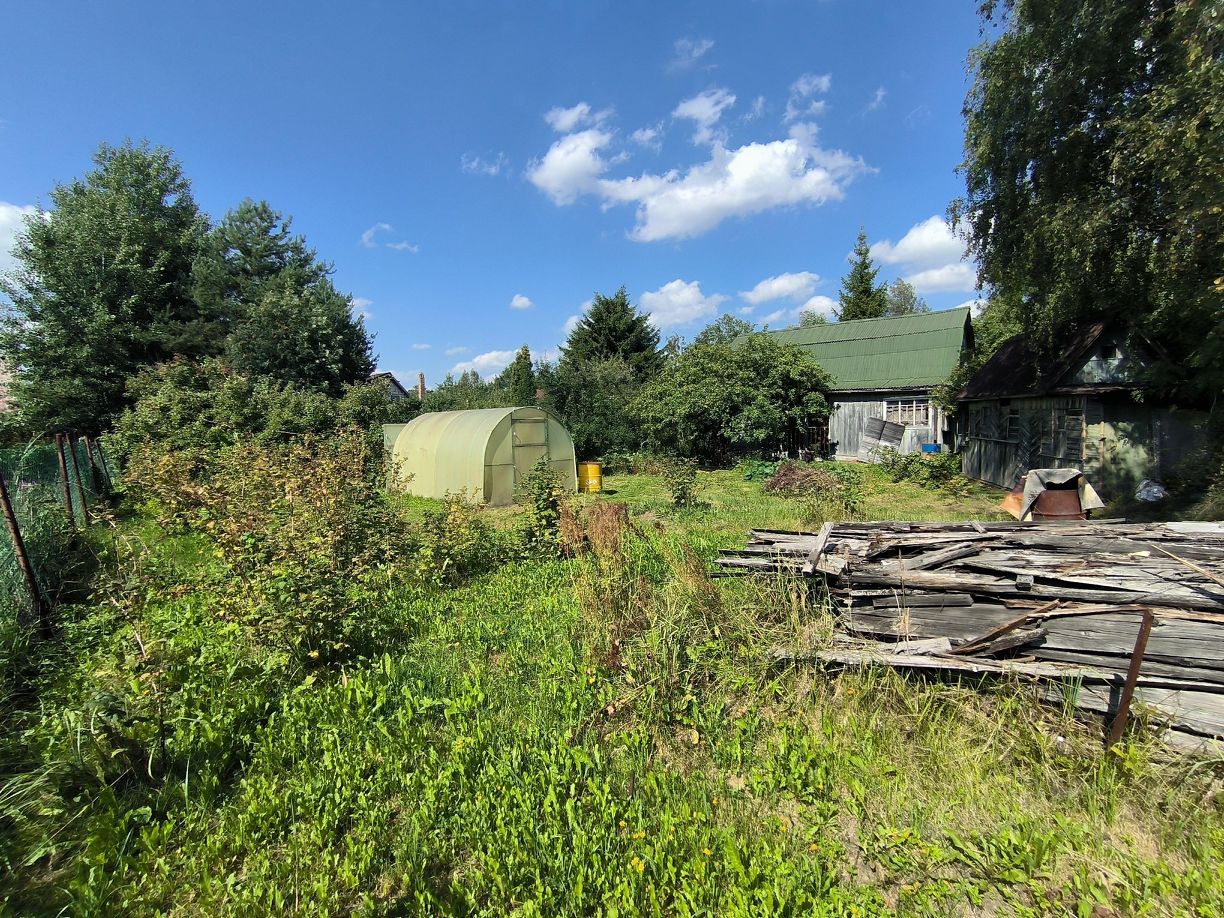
left=589, top=463, right=1010, bottom=548
left=1, top=468, right=1220, bottom=916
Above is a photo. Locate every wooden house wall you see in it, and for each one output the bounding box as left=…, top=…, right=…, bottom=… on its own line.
left=829, top=391, right=945, bottom=460
left=961, top=395, right=1207, bottom=496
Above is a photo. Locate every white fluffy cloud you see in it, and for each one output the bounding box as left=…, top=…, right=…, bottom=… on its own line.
left=740, top=271, right=820, bottom=305
left=510, top=293, right=535, bottom=310
left=870, top=216, right=975, bottom=294
left=599, top=123, right=868, bottom=241
left=785, top=72, right=832, bottom=122
left=527, top=128, right=615, bottom=205
left=904, top=263, right=977, bottom=293
left=758, top=294, right=837, bottom=327
left=0, top=202, right=38, bottom=275
left=800, top=294, right=838, bottom=317
left=870, top=215, right=965, bottom=269
left=668, top=37, right=714, bottom=71
left=865, top=87, right=887, bottom=113
left=630, top=124, right=663, bottom=150
left=411, top=343, right=431, bottom=350
left=445, top=346, right=470, bottom=356
left=544, top=102, right=610, bottom=133
left=360, top=222, right=418, bottom=252
left=640, top=279, right=728, bottom=329
left=451, top=349, right=517, bottom=378
left=672, top=87, right=736, bottom=145
left=350, top=296, right=373, bottom=320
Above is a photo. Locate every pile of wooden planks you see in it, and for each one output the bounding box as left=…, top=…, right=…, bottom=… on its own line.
left=716, top=520, right=1224, bottom=748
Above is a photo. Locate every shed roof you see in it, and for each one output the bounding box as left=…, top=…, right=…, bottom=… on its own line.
left=959, top=321, right=1126, bottom=401
left=753, top=308, right=972, bottom=392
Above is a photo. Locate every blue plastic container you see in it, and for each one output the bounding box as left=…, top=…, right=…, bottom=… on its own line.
left=920, top=443, right=941, bottom=454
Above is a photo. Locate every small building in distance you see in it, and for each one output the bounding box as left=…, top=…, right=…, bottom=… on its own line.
left=755, top=308, right=972, bottom=459
left=370, top=371, right=412, bottom=400
left=958, top=321, right=1207, bottom=497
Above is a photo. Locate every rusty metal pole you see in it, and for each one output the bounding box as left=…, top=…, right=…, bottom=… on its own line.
left=0, top=469, right=50, bottom=637
left=67, top=433, right=89, bottom=520
left=54, top=434, right=75, bottom=527
left=93, top=438, right=115, bottom=492
left=1107, top=609, right=1155, bottom=748
left=84, top=436, right=105, bottom=496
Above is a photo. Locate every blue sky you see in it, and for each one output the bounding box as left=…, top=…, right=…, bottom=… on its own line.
left=0, top=1, right=986, bottom=385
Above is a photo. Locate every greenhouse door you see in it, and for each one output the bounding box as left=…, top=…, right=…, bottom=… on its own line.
left=511, top=415, right=550, bottom=484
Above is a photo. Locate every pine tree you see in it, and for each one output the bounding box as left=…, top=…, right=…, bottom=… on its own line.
left=497, top=345, right=537, bottom=405
left=0, top=141, right=206, bottom=432
left=836, top=229, right=888, bottom=321
left=559, top=287, right=664, bottom=378
left=191, top=199, right=328, bottom=351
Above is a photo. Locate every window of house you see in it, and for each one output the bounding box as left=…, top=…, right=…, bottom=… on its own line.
left=884, top=397, right=931, bottom=427
left=1100, top=343, right=1120, bottom=360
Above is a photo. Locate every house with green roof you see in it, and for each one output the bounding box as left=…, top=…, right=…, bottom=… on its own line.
left=753, top=308, right=972, bottom=459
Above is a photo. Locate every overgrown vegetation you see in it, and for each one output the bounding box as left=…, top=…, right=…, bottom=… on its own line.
left=1, top=451, right=1219, bottom=915
left=874, top=447, right=973, bottom=497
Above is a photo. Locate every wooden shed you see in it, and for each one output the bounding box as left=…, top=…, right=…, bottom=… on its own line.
left=756, top=309, right=972, bottom=459
left=958, top=322, right=1207, bottom=498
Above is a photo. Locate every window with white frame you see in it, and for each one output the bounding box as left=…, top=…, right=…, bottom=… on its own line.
left=884, top=397, right=931, bottom=427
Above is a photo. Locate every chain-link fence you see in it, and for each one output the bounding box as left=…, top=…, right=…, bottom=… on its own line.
left=0, top=437, right=113, bottom=635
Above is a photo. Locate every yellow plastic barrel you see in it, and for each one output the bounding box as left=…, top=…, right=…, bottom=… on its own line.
left=577, top=461, right=603, bottom=493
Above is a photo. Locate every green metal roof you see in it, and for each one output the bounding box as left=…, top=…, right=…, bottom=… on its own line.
left=753, top=308, right=972, bottom=392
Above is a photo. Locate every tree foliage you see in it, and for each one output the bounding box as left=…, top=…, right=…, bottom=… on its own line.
left=883, top=279, right=930, bottom=316
left=1, top=145, right=380, bottom=432
left=633, top=334, right=833, bottom=463
left=225, top=278, right=374, bottom=395
left=420, top=371, right=510, bottom=413
left=836, top=229, right=888, bottom=321
left=0, top=141, right=206, bottom=432
left=496, top=345, right=537, bottom=406
left=191, top=198, right=328, bottom=352
left=957, top=0, right=1223, bottom=404
left=539, top=357, right=642, bottom=458
left=692, top=314, right=755, bottom=346
left=932, top=298, right=1022, bottom=412
left=560, top=287, right=664, bottom=379
left=110, top=358, right=417, bottom=463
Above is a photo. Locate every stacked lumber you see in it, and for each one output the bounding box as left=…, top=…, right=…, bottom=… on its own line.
left=716, top=521, right=1224, bottom=747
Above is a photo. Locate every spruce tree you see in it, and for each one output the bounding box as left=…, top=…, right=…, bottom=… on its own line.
left=497, top=345, right=537, bottom=405
left=191, top=199, right=328, bottom=351
left=559, top=287, right=664, bottom=378
left=836, top=229, right=888, bottom=321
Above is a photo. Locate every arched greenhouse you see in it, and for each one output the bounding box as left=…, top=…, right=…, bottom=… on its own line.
left=384, top=407, right=577, bottom=506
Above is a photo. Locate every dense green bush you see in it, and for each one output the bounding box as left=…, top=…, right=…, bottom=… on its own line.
left=873, top=447, right=971, bottom=496
left=110, top=359, right=418, bottom=466
left=659, top=457, right=700, bottom=509
left=736, top=458, right=779, bottom=481
left=633, top=335, right=832, bottom=464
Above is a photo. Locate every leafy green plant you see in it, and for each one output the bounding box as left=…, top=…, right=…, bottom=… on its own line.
left=415, top=491, right=511, bottom=587
left=519, top=456, right=566, bottom=556
left=736, top=458, right=779, bottom=481
left=873, top=447, right=971, bottom=496
left=659, top=457, right=700, bottom=509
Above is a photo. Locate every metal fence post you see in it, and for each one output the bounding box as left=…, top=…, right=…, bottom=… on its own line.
left=0, top=469, right=51, bottom=637
left=67, top=433, right=89, bottom=520
left=54, top=434, right=75, bottom=527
